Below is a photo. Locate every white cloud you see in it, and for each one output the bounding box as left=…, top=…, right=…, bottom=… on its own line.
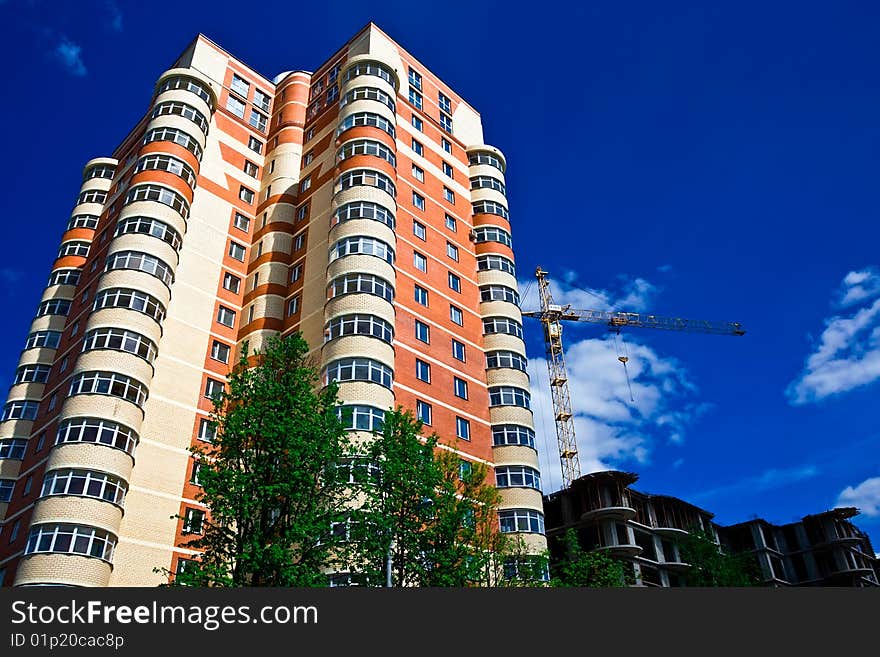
left=519, top=270, right=660, bottom=314
left=55, top=38, right=87, bottom=76
left=529, top=334, right=702, bottom=493
left=105, top=0, right=123, bottom=32
left=786, top=267, right=880, bottom=404
left=839, top=268, right=880, bottom=308
left=690, top=465, right=820, bottom=503
left=836, top=477, right=880, bottom=517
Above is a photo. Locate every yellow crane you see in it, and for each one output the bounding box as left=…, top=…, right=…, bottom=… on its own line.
left=521, top=267, right=746, bottom=489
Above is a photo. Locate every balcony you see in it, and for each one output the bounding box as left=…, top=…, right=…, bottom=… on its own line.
left=580, top=505, right=637, bottom=523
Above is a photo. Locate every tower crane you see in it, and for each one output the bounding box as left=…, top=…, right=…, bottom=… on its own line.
left=521, top=267, right=745, bottom=490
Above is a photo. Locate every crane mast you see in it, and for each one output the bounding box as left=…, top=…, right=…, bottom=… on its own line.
left=524, top=267, right=745, bottom=490
left=534, top=267, right=581, bottom=489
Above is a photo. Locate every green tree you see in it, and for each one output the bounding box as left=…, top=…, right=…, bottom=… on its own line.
left=160, top=334, right=353, bottom=586
left=347, top=406, right=523, bottom=586
left=677, top=527, right=761, bottom=587
left=550, top=529, right=630, bottom=587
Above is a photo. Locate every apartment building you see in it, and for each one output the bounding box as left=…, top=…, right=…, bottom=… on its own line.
left=0, top=23, right=545, bottom=586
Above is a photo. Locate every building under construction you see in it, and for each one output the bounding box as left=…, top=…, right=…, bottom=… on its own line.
left=543, top=471, right=880, bottom=587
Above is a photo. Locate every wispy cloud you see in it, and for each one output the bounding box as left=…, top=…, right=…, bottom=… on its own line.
left=690, top=465, right=820, bottom=503
left=519, top=270, right=660, bottom=314
left=837, top=476, right=880, bottom=517
left=786, top=267, right=880, bottom=405
left=105, top=0, right=123, bottom=32
left=0, top=269, right=24, bottom=285
left=529, top=335, right=705, bottom=493
left=657, top=264, right=673, bottom=274
left=54, top=38, right=87, bottom=76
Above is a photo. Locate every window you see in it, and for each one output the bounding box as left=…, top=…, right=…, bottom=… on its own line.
left=408, top=88, right=423, bottom=110
left=442, top=137, right=452, bottom=153
left=412, top=164, right=424, bottom=182
left=442, top=161, right=453, bottom=178
left=408, top=67, right=422, bottom=91
left=450, top=305, right=463, bottom=326
left=249, top=109, right=267, bottom=132
left=445, top=215, right=457, bottom=231
left=239, top=186, right=254, bottom=204
left=10, top=520, right=21, bottom=543
left=0, top=479, right=13, bottom=503
left=340, top=86, right=396, bottom=112
left=0, top=439, right=27, bottom=460
left=14, top=364, right=51, bottom=385
left=211, top=341, right=230, bottom=363
left=248, top=136, right=263, bottom=154
left=297, top=203, right=309, bottom=221
left=105, top=250, right=174, bottom=286
left=337, top=405, right=385, bottom=432
left=440, top=113, right=453, bottom=133
left=328, top=273, right=395, bottom=302
left=82, top=327, right=158, bottom=363
left=459, top=460, right=473, bottom=481
left=254, top=88, right=270, bottom=111
left=55, top=417, right=138, bottom=454
left=25, top=523, right=117, bottom=561
left=329, top=236, right=394, bottom=264
left=452, top=339, right=466, bottom=362
left=326, top=85, right=338, bottom=104
left=135, top=153, right=197, bottom=187
left=412, top=192, right=425, bottom=210
left=77, top=189, right=107, bottom=205
left=204, top=378, right=224, bottom=400
left=412, top=139, right=424, bottom=156
left=443, top=187, right=455, bottom=203
left=116, top=216, right=183, bottom=251
left=343, top=61, right=395, bottom=85
left=324, top=314, right=393, bottom=344
left=454, top=377, right=468, bottom=400
left=471, top=175, right=506, bottom=195
left=290, top=263, right=303, bottom=283
left=183, top=508, right=206, bottom=534
left=294, top=232, right=306, bottom=251
left=492, top=425, right=536, bottom=449
left=41, top=469, right=127, bottom=505
left=496, top=466, right=541, bottom=491
left=70, top=321, right=79, bottom=337
left=446, top=242, right=459, bottom=261
left=223, top=273, right=241, bottom=293
left=448, top=272, right=461, bottom=293
left=67, top=214, right=99, bottom=230
left=469, top=150, right=505, bottom=171
left=231, top=73, right=249, bottom=97
left=416, top=359, right=431, bottom=383
left=324, top=358, right=393, bottom=389
left=228, top=242, right=246, bottom=261
left=157, top=75, right=214, bottom=109
left=59, top=240, right=90, bottom=258
left=190, top=461, right=202, bottom=486
left=226, top=94, right=246, bottom=118
left=143, top=127, right=202, bottom=159
left=287, top=296, right=300, bottom=316
left=198, top=418, right=217, bottom=442
left=439, top=92, right=452, bottom=114
left=415, top=320, right=430, bottom=343
left=456, top=417, right=470, bottom=441
left=335, top=169, right=397, bottom=195
left=25, top=330, right=62, bottom=350
left=413, top=251, right=427, bottom=272
left=68, top=371, right=148, bottom=407
left=414, top=285, right=429, bottom=306
left=480, top=284, right=519, bottom=304
left=332, top=201, right=394, bottom=228
left=483, top=316, right=524, bottom=339
left=244, top=160, right=258, bottom=177
left=337, top=139, right=395, bottom=166
left=472, top=200, right=509, bottom=220
left=93, top=288, right=166, bottom=324
left=473, top=226, right=513, bottom=248
left=2, top=400, right=39, bottom=421
left=305, top=127, right=315, bottom=141
left=217, top=306, right=236, bottom=328
left=499, top=509, right=545, bottom=534
left=412, top=115, right=423, bottom=131
left=336, top=112, right=395, bottom=138
left=477, top=254, right=515, bottom=276
left=489, top=386, right=531, bottom=409
left=303, top=151, right=314, bottom=166
left=413, top=220, right=426, bottom=240
left=416, top=400, right=432, bottom=425
left=486, top=350, right=528, bottom=372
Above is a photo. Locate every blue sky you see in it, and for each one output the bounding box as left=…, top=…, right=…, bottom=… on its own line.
left=1, top=0, right=879, bottom=542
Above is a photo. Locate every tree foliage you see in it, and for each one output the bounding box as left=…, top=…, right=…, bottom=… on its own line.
left=161, top=334, right=352, bottom=586
left=550, top=529, right=630, bottom=587
left=677, top=527, right=761, bottom=587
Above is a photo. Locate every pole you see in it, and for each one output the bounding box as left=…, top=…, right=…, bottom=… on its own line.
left=386, top=538, right=394, bottom=587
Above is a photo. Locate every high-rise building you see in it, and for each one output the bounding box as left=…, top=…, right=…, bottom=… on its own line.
left=0, top=24, right=545, bottom=587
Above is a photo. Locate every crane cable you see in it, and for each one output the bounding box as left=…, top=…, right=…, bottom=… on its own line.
left=613, top=329, right=635, bottom=403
